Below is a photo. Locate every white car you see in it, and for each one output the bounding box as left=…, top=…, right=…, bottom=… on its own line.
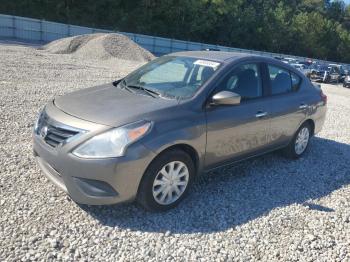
left=291, top=63, right=311, bottom=77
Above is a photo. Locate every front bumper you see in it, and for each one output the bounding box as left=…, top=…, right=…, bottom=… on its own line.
left=33, top=102, right=156, bottom=205
left=310, top=74, right=324, bottom=82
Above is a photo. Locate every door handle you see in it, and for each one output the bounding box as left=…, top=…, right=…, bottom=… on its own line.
left=255, top=111, right=268, bottom=118
left=299, top=103, right=308, bottom=109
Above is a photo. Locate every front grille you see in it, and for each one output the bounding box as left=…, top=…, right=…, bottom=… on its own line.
left=44, top=125, right=79, bottom=147
left=36, top=112, right=80, bottom=148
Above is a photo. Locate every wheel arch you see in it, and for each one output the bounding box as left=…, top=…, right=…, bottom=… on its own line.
left=303, top=119, right=315, bottom=136
left=149, top=143, right=200, bottom=176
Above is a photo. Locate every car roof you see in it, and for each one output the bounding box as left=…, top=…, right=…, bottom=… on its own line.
left=168, top=50, right=304, bottom=77
left=169, top=51, right=261, bottom=62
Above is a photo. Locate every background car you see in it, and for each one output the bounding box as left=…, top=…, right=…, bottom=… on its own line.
left=310, top=64, right=330, bottom=82
left=328, top=65, right=342, bottom=83
left=291, top=63, right=311, bottom=77
left=343, top=74, right=350, bottom=88
left=328, top=64, right=346, bottom=83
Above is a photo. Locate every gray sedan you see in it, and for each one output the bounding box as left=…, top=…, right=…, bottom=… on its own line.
left=33, top=51, right=327, bottom=211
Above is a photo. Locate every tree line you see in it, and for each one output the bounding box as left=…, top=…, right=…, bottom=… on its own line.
left=1, top=0, right=350, bottom=63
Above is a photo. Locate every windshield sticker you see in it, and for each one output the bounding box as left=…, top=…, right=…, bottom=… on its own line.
left=194, top=60, right=220, bottom=69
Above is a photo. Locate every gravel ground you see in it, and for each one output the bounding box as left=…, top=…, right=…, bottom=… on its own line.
left=1, top=42, right=350, bottom=262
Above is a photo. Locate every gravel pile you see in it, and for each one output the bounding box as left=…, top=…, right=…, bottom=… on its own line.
left=41, top=33, right=155, bottom=62
left=1, top=41, right=350, bottom=261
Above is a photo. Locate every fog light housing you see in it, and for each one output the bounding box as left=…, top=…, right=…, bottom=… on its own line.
left=73, top=177, right=118, bottom=197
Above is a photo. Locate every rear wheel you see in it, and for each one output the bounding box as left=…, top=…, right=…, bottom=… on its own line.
left=283, top=122, right=311, bottom=159
left=137, top=149, right=195, bottom=211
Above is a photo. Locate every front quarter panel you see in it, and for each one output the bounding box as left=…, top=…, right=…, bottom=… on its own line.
left=141, top=105, right=207, bottom=174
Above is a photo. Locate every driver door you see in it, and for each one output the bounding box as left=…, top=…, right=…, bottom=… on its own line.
left=205, top=63, right=272, bottom=169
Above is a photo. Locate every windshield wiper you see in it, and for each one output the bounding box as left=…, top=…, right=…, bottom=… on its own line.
left=116, top=79, right=161, bottom=98
left=125, top=84, right=161, bottom=98
left=114, top=79, right=134, bottom=94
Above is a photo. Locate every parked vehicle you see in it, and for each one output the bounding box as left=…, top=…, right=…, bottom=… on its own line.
left=282, top=57, right=298, bottom=64
left=33, top=51, right=327, bottom=211
left=299, top=59, right=313, bottom=66
left=328, top=65, right=342, bottom=83
left=291, top=63, right=311, bottom=77
left=291, top=63, right=303, bottom=70
left=328, top=64, right=346, bottom=83
left=343, top=74, right=350, bottom=88
left=204, top=48, right=220, bottom=51
left=343, top=65, right=350, bottom=75
left=310, top=64, right=331, bottom=83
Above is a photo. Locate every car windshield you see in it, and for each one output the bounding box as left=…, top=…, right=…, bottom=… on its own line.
left=122, top=56, right=221, bottom=99
left=330, top=67, right=340, bottom=74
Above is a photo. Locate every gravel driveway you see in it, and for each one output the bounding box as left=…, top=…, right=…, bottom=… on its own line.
left=1, top=42, right=350, bottom=261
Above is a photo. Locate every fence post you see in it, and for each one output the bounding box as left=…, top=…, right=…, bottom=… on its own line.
left=67, top=24, right=71, bottom=37
left=12, top=15, right=16, bottom=39
left=152, top=36, right=156, bottom=53
left=40, top=19, right=43, bottom=41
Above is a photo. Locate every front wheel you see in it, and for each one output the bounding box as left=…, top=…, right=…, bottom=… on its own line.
left=137, top=149, right=195, bottom=211
left=283, top=123, right=311, bottom=159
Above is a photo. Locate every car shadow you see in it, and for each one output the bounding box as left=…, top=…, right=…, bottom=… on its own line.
left=81, top=137, right=350, bottom=233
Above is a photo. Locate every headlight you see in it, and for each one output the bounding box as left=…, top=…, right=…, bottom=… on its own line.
left=34, top=107, right=45, bottom=133
left=72, top=121, right=152, bottom=158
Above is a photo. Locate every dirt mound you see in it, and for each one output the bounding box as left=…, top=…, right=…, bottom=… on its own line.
left=41, top=33, right=155, bottom=62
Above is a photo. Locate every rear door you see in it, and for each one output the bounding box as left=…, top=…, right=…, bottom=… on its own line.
left=264, top=64, right=308, bottom=147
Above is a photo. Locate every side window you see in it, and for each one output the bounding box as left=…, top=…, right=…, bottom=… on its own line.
left=268, top=65, right=292, bottom=95
left=291, top=72, right=301, bottom=91
left=218, top=63, right=262, bottom=100
left=268, top=65, right=301, bottom=93
left=268, top=65, right=293, bottom=95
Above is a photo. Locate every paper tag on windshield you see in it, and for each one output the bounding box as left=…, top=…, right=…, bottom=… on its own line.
left=194, top=60, right=220, bottom=69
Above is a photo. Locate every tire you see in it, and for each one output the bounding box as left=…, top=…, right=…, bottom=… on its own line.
left=137, top=149, right=195, bottom=212
left=283, top=122, right=312, bottom=159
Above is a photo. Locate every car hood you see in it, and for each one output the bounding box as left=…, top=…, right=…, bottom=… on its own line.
left=54, top=83, right=179, bottom=127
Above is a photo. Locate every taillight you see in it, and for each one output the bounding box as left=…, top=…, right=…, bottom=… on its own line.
left=320, top=90, right=327, bottom=105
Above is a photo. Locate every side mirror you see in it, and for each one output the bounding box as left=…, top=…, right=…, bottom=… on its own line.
left=211, top=91, right=241, bottom=106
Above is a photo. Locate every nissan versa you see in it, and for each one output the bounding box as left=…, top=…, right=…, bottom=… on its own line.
left=33, top=51, right=327, bottom=211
